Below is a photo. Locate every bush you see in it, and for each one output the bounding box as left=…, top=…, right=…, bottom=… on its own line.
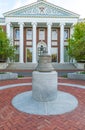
left=68, top=22, right=85, bottom=62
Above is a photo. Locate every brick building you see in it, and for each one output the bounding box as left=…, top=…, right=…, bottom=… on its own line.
left=0, top=0, right=79, bottom=63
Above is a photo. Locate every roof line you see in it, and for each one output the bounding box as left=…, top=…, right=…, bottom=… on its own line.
left=3, top=0, right=80, bottom=17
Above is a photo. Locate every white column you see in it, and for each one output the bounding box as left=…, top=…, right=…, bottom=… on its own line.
left=6, top=22, right=11, bottom=39
left=70, top=24, right=74, bottom=63
left=32, top=22, right=37, bottom=63
left=10, top=25, right=13, bottom=45
left=60, top=23, right=65, bottom=63
left=47, top=22, right=52, bottom=55
left=70, top=24, right=74, bottom=37
left=19, top=22, right=24, bottom=63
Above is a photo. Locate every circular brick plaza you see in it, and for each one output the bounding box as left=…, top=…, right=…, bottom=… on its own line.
left=0, top=77, right=85, bottom=130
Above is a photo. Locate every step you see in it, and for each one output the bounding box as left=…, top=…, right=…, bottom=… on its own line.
left=6, top=63, right=77, bottom=70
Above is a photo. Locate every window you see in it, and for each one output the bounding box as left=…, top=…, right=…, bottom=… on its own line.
left=64, top=29, right=69, bottom=40
left=52, top=29, right=57, bottom=40
left=64, top=46, right=69, bottom=62
left=26, top=29, right=32, bottom=40
left=15, top=46, right=19, bottom=62
left=14, top=28, right=20, bottom=40
left=26, top=47, right=32, bottom=62
left=39, top=29, right=45, bottom=40
left=51, top=47, right=58, bottom=62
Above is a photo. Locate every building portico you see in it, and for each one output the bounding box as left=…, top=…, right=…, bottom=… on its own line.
left=5, top=21, right=75, bottom=63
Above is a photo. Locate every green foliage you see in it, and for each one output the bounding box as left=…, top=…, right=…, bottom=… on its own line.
left=68, top=22, right=85, bottom=62
left=0, top=26, right=15, bottom=62
left=79, top=71, right=85, bottom=74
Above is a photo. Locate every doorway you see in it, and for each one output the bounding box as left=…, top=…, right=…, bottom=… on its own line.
left=37, top=41, right=47, bottom=61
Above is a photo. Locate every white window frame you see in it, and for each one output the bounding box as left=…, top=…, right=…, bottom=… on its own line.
left=64, top=29, right=69, bottom=40
left=52, top=29, right=58, bottom=40
left=39, top=28, right=45, bottom=40
left=26, top=47, right=32, bottom=62
left=14, top=28, right=20, bottom=40
left=26, top=28, right=32, bottom=40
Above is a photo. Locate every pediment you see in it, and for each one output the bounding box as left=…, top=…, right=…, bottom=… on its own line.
left=4, top=1, right=79, bottom=18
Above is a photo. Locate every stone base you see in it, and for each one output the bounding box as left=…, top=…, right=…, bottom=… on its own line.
left=68, top=72, right=85, bottom=80
left=75, top=63, right=85, bottom=69
left=0, top=72, right=18, bottom=80
left=0, top=63, right=8, bottom=69
left=32, top=71, right=57, bottom=102
left=12, top=91, right=78, bottom=115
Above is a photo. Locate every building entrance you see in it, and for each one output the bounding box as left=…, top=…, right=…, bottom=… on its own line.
left=37, top=41, right=47, bottom=61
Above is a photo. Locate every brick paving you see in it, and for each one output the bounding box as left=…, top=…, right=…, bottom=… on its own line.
left=0, top=77, right=85, bottom=130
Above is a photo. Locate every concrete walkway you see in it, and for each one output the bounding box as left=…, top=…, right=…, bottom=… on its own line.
left=0, top=77, right=85, bottom=130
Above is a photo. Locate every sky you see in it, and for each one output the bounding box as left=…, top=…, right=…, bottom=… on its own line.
left=0, top=0, right=85, bottom=18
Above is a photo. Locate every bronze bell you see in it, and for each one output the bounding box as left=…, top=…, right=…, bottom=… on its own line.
left=35, top=54, right=54, bottom=72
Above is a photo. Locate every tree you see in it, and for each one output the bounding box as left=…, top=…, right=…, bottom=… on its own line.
left=0, top=26, right=15, bottom=62
left=68, top=22, right=85, bottom=62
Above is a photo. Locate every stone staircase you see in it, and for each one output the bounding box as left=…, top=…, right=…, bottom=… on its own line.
left=6, top=62, right=77, bottom=70
left=52, top=63, right=77, bottom=70
left=6, top=63, right=37, bottom=70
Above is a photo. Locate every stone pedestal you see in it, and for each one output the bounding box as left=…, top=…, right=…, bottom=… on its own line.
left=32, top=71, right=57, bottom=102
left=12, top=55, right=78, bottom=115
left=36, top=55, right=54, bottom=72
